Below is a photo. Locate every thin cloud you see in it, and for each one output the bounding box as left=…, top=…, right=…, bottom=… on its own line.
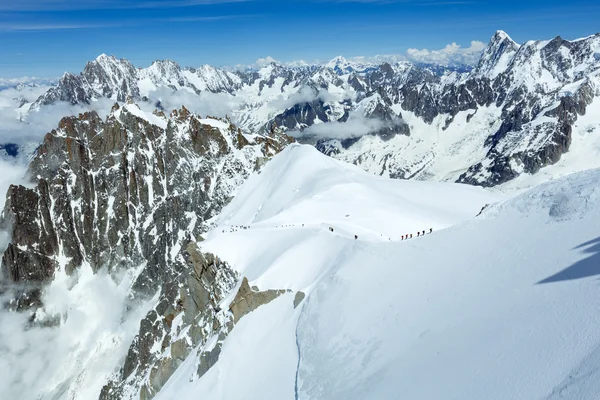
left=0, top=14, right=251, bottom=31
left=0, top=22, right=114, bottom=31
left=0, top=0, right=253, bottom=11
left=416, top=1, right=474, bottom=4
left=315, top=0, right=472, bottom=3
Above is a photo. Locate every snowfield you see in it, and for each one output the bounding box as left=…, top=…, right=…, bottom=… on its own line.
left=155, top=145, right=600, bottom=400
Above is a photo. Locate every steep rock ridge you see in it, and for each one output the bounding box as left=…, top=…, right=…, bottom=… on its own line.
left=454, top=35, right=599, bottom=185
left=100, top=246, right=238, bottom=400
left=27, top=31, right=600, bottom=186
left=0, top=103, right=293, bottom=310
left=100, top=245, right=291, bottom=400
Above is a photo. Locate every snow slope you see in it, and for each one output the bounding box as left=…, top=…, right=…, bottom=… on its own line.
left=156, top=144, right=600, bottom=400
left=203, top=144, right=500, bottom=290
left=296, top=169, right=600, bottom=400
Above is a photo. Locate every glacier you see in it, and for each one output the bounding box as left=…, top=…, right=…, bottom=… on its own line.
left=152, top=145, right=600, bottom=400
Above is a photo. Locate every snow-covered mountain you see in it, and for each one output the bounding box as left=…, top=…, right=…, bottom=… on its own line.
left=2, top=120, right=600, bottom=400
left=0, top=101, right=293, bottom=399
left=2, top=29, right=600, bottom=400
left=151, top=144, right=600, bottom=400
left=11, top=30, right=599, bottom=187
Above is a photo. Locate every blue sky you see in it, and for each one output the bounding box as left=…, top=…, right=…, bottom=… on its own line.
left=0, top=0, right=599, bottom=78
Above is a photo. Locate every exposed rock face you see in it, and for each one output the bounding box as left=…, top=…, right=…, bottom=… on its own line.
left=0, top=102, right=295, bottom=398
left=100, top=247, right=292, bottom=400
left=458, top=78, right=595, bottom=186
left=229, top=277, right=287, bottom=324
left=100, top=245, right=238, bottom=400
left=0, top=103, right=293, bottom=310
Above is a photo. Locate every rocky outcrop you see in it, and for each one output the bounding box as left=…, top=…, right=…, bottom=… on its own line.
left=100, top=243, right=295, bottom=400
left=229, top=277, right=287, bottom=324
left=0, top=103, right=293, bottom=310
left=458, top=77, right=595, bottom=186
left=0, top=101, right=295, bottom=398
left=100, top=245, right=238, bottom=400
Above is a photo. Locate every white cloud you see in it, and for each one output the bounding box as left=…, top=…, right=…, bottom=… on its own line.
left=0, top=261, right=157, bottom=400
left=240, top=39, right=486, bottom=71
left=288, top=109, right=390, bottom=140
left=0, top=93, right=115, bottom=145
left=255, top=56, right=280, bottom=67
left=267, top=86, right=354, bottom=113
left=144, top=86, right=240, bottom=117
left=406, top=40, right=486, bottom=66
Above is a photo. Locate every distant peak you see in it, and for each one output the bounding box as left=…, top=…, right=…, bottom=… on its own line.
left=152, top=59, right=178, bottom=66
left=150, top=59, right=181, bottom=70
left=491, top=30, right=517, bottom=46
left=327, top=56, right=349, bottom=66
left=60, top=71, right=77, bottom=80
left=95, top=53, right=113, bottom=61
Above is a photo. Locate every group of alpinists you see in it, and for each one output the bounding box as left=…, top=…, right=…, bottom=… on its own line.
left=402, top=228, right=433, bottom=240
left=327, top=226, right=433, bottom=241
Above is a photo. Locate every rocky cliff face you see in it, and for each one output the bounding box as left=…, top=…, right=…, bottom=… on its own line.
left=0, top=102, right=293, bottom=310
left=100, top=246, right=238, bottom=400
left=99, top=243, right=291, bottom=400
left=0, top=102, right=294, bottom=399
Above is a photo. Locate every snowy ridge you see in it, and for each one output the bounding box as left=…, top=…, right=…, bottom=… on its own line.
left=153, top=146, right=600, bottom=400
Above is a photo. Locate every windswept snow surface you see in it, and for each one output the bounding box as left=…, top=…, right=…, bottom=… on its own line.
left=203, top=144, right=500, bottom=290
left=296, top=169, right=600, bottom=400
left=156, top=145, right=600, bottom=400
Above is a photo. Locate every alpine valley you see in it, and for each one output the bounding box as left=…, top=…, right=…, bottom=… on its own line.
left=0, top=30, right=600, bottom=400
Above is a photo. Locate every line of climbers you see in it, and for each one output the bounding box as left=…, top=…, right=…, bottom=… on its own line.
left=222, top=225, right=251, bottom=233
left=328, top=227, right=433, bottom=241
left=401, top=228, right=433, bottom=240
left=222, top=224, right=433, bottom=242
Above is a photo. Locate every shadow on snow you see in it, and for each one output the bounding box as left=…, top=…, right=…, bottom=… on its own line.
left=537, top=237, right=600, bottom=284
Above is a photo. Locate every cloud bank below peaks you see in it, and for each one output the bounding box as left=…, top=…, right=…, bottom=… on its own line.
left=289, top=110, right=395, bottom=141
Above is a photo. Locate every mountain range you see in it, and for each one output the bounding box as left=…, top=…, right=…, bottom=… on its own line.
left=4, top=30, right=597, bottom=187
left=1, top=29, right=600, bottom=400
